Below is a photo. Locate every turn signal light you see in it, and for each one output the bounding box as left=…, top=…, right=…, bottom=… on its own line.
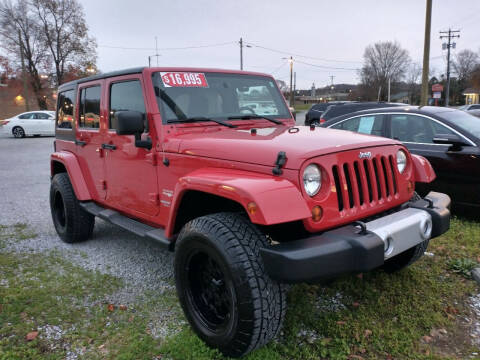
left=247, top=202, right=257, bottom=215
left=407, top=181, right=414, bottom=193
left=311, top=205, right=323, bottom=222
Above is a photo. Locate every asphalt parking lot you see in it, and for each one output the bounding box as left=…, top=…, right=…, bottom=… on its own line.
left=0, top=134, right=174, bottom=303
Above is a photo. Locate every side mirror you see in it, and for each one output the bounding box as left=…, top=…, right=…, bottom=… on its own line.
left=115, top=111, right=144, bottom=135
left=114, top=111, right=151, bottom=150
left=432, top=133, right=470, bottom=148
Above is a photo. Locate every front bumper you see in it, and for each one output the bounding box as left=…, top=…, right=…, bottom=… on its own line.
left=260, top=192, right=450, bottom=283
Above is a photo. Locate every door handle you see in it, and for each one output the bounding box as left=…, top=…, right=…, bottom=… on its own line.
left=75, top=140, right=86, bottom=147
left=101, top=143, right=116, bottom=150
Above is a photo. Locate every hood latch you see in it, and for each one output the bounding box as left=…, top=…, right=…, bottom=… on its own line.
left=272, top=151, right=287, bottom=176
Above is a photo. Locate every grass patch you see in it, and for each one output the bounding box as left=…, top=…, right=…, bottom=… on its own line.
left=1, top=217, right=480, bottom=359
left=293, top=103, right=311, bottom=111
left=161, top=217, right=480, bottom=359
left=0, top=224, right=180, bottom=359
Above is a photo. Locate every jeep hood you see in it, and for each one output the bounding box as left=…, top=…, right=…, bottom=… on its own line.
left=168, top=126, right=399, bottom=170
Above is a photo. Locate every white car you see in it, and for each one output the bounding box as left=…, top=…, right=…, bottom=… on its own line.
left=2, top=111, right=56, bottom=138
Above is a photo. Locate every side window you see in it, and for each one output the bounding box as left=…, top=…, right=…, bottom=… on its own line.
left=331, top=115, right=384, bottom=136
left=391, top=115, right=454, bottom=144
left=109, top=80, right=146, bottom=129
left=57, top=90, right=75, bottom=129
left=79, top=86, right=101, bottom=129
left=18, top=113, right=34, bottom=119
left=471, top=105, right=480, bottom=110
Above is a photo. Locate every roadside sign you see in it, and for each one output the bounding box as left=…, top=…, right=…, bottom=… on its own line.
left=433, top=92, right=441, bottom=99
left=432, top=84, right=444, bottom=92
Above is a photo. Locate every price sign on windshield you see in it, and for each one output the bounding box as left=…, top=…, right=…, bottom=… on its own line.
left=160, top=72, right=208, bottom=88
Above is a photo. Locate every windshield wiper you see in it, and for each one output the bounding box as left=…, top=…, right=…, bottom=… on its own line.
left=228, top=114, right=283, bottom=125
left=167, top=117, right=237, bottom=128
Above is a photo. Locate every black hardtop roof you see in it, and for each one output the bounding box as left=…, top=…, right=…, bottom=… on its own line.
left=58, top=67, right=145, bottom=91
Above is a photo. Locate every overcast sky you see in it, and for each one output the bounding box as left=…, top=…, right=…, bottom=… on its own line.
left=82, top=0, right=480, bottom=89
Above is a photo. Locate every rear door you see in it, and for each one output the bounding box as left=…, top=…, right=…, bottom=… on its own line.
left=103, top=75, right=160, bottom=217
left=17, top=112, right=36, bottom=133
left=75, top=81, right=107, bottom=200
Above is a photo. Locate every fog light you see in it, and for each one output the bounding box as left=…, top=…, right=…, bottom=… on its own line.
left=312, top=205, right=323, bottom=222
left=384, top=236, right=393, bottom=256
left=247, top=202, right=257, bottom=215
left=420, top=218, right=432, bottom=239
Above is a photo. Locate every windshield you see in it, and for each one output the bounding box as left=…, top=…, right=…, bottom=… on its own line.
left=152, top=71, right=290, bottom=123
left=438, top=109, right=480, bottom=139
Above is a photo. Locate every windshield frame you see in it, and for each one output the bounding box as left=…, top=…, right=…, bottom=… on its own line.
left=151, top=71, right=291, bottom=125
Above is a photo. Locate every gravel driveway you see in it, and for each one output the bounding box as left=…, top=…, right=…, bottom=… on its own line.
left=0, top=135, right=174, bottom=304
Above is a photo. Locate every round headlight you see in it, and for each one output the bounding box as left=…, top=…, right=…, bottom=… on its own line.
left=396, top=150, right=407, bottom=173
left=303, top=164, right=321, bottom=196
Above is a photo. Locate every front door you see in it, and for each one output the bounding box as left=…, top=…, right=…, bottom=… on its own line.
left=75, top=81, right=107, bottom=200
left=389, top=113, right=479, bottom=203
left=103, top=75, right=160, bottom=217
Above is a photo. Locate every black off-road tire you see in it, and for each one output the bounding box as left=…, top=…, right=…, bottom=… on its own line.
left=50, top=173, right=94, bottom=243
left=174, top=212, right=287, bottom=358
left=12, top=126, right=25, bottom=138
left=382, top=192, right=429, bottom=273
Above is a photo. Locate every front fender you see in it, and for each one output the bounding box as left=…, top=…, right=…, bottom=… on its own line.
left=166, top=168, right=311, bottom=237
left=51, top=152, right=91, bottom=200
left=411, top=154, right=436, bottom=183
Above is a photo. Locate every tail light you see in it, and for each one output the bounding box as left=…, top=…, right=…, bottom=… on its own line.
left=319, top=118, right=326, bottom=124
left=1, top=120, right=9, bottom=126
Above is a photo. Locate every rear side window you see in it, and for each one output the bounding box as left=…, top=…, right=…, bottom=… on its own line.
left=109, top=80, right=146, bottom=129
left=18, top=113, right=34, bottom=119
left=57, top=90, right=75, bottom=129
left=79, top=86, right=101, bottom=128
left=331, top=115, right=385, bottom=136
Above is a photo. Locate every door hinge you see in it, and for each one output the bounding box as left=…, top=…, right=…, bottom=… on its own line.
left=101, top=180, right=107, bottom=190
left=149, top=193, right=160, bottom=205
left=146, top=153, right=157, bottom=166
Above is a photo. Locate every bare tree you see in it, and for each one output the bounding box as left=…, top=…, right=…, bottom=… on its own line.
left=32, top=0, right=97, bottom=86
left=360, top=41, right=411, bottom=101
left=0, top=0, right=50, bottom=108
left=453, top=49, right=479, bottom=82
left=406, top=63, right=422, bottom=104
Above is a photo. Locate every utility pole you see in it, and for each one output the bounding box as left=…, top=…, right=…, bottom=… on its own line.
left=293, top=71, right=296, bottom=94
left=388, top=77, right=391, bottom=102
left=148, top=36, right=161, bottom=67
left=440, top=28, right=460, bottom=106
left=289, top=56, right=294, bottom=106
left=18, top=30, right=29, bottom=111
left=420, top=0, right=432, bottom=106
left=239, top=37, right=243, bottom=70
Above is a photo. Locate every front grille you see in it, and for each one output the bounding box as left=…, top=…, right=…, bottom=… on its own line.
left=332, top=155, right=399, bottom=211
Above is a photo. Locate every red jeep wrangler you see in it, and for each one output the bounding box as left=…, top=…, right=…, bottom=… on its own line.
left=50, top=67, right=450, bottom=357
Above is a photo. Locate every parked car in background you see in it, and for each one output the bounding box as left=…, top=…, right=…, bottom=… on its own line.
left=323, top=106, right=480, bottom=206
left=311, top=102, right=405, bottom=126
left=304, top=101, right=348, bottom=126
left=459, top=104, right=480, bottom=111
left=2, top=111, right=56, bottom=138
left=468, top=109, right=480, bottom=118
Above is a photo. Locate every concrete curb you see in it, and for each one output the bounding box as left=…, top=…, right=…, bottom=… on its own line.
left=472, top=267, right=480, bottom=285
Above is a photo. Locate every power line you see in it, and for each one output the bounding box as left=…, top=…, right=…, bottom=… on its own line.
left=98, top=41, right=236, bottom=51
left=245, top=41, right=363, bottom=64
left=295, top=59, right=359, bottom=71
